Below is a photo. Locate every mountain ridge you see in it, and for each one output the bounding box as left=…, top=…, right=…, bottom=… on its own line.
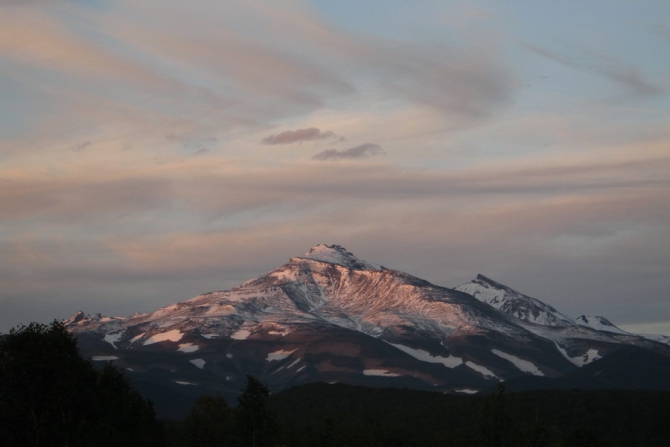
left=64, top=244, right=670, bottom=418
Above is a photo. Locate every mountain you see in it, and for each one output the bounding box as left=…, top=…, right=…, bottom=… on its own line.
left=455, top=276, right=628, bottom=336
left=454, top=274, right=574, bottom=327
left=64, top=244, right=670, bottom=418
left=574, top=315, right=628, bottom=334
left=455, top=274, right=661, bottom=367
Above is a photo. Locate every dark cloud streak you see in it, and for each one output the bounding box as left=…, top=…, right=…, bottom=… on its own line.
left=313, top=143, right=383, bottom=161
left=262, top=127, right=339, bottom=145
left=525, top=44, right=663, bottom=99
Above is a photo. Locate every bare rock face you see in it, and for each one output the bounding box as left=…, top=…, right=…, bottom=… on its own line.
left=65, top=244, right=670, bottom=419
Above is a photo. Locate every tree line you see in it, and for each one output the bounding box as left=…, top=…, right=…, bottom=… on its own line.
left=3, top=321, right=670, bottom=446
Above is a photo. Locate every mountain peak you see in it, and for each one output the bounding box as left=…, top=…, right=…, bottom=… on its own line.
left=297, top=244, right=382, bottom=270
left=576, top=315, right=628, bottom=334
left=456, top=275, right=575, bottom=327
left=474, top=274, right=507, bottom=289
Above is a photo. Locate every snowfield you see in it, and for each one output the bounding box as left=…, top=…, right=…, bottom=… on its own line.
left=189, top=359, right=206, bottom=369
left=492, top=350, right=544, bottom=376
left=103, top=332, right=123, bottom=349
left=143, top=329, right=183, bottom=345
left=363, top=369, right=401, bottom=377
left=92, top=355, right=119, bottom=361
left=230, top=329, right=251, bottom=340
left=389, top=343, right=463, bottom=368
left=266, top=349, right=298, bottom=361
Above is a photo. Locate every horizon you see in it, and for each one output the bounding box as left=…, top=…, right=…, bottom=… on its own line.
left=1, top=1, right=669, bottom=336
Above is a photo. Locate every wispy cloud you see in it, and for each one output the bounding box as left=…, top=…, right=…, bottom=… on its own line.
left=525, top=44, right=663, bottom=99
left=0, top=0, right=668, bottom=335
left=262, top=127, right=339, bottom=145
left=313, top=143, right=383, bottom=161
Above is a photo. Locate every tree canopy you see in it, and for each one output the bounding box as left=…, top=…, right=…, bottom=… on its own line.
left=0, top=321, right=162, bottom=447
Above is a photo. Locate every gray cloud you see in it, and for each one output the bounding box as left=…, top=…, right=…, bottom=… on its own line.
left=1, top=156, right=668, bottom=333
left=0, top=176, right=173, bottom=223
left=73, top=141, right=91, bottom=151
left=313, top=143, right=383, bottom=161
left=525, top=44, right=663, bottom=99
left=372, top=42, right=513, bottom=120
left=262, top=127, right=338, bottom=145
left=166, top=134, right=218, bottom=155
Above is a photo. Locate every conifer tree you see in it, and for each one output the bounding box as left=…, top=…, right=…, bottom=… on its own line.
left=236, top=375, right=277, bottom=447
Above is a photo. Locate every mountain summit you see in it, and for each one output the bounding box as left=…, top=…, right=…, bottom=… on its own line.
left=65, top=245, right=670, bottom=418
left=297, top=244, right=383, bottom=271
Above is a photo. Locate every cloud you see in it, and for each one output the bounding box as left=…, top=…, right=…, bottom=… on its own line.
left=525, top=44, right=663, bottom=99
left=1, top=152, right=668, bottom=332
left=73, top=141, right=91, bottom=151
left=2, top=154, right=667, bottom=226
left=108, top=1, right=512, bottom=125
left=0, top=0, right=516, bottom=161
left=0, top=0, right=668, bottom=336
left=166, top=134, right=218, bottom=155
left=313, top=143, right=383, bottom=161
left=262, top=127, right=338, bottom=145
left=0, top=174, right=173, bottom=223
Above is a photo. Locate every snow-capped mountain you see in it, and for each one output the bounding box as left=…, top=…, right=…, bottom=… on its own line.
left=65, top=245, right=670, bottom=418
left=455, top=276, right=632, bottom=335
left=455, top=274, right=574, bottom=327
left=453, top=274, right=662, bottom=366
left=575, top=315, right=628, bottom=334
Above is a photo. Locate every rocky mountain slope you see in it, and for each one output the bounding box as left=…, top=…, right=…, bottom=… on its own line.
left=65, top=245, right=670, bottom=418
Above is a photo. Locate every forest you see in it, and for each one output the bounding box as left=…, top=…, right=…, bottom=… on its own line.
left=2, top=321, right=670, bottom=447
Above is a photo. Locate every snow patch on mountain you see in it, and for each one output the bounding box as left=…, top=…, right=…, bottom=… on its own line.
left=389, top=343, right=462, bottom=368
left=92, top=355, right=119, bottom=361
left=492, top=349, right=544, bottom=376
left=130, top=333, right=145, bottom=343
left=189, top=359, right=206, bottom=369
left=363, top=369, right=401, bottom=377
left=178, top=343, right=199, bottom=353
left=266, top=349, right=297, bottom=361
left=455, top=389, right=479, bottom=394
left=269, top=266, right=299, bottom=282
left=204, top=304, right=237, bottom=317
left=143, top=329, right=183, bottom=345
left=465, top=361, right=499, bottom=380
left=231, top=329, right=251, bottom=340
left=103, top=332, right=123, bottom=349
left=286, top=358, right=301, bottom=369
left=175, top=381, right=197, bottom=386
left=557, top=347, right=601, bottom=367
left=268, top=328, right=290, bottom=336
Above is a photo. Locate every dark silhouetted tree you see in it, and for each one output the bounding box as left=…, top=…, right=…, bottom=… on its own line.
left=478, top=383, right=511, bottom=447
left=236, top=375, right=277, bottom=447
left=182, top=395, right=235, bottom=447
left=0, top=320, right=162, bottom=447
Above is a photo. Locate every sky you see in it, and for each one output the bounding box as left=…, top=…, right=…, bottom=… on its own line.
left=1, top=0, right=669, bottom=335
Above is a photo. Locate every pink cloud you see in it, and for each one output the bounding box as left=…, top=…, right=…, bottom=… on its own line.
left=262, top=128, right=338, bottom=145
